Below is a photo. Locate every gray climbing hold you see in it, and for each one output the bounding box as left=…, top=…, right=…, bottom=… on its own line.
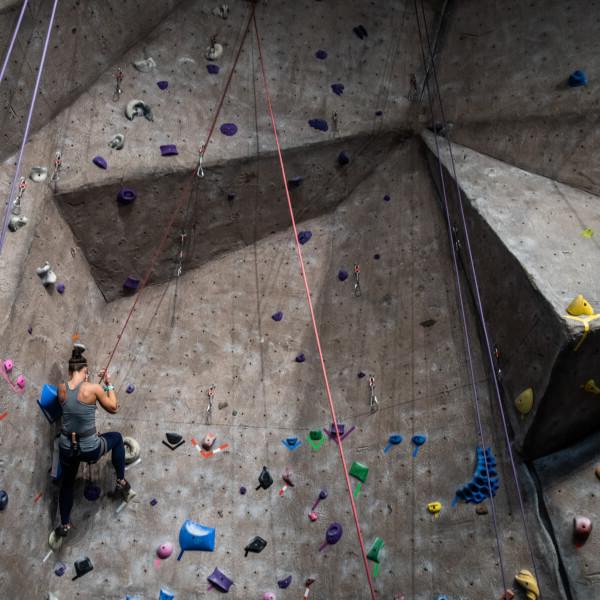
left=212, top=4, right=229, bottom=19
left=132, top=57, right=156, bottom=72
left=124, top=437, right=141, bottom=464
left=36, top=262, right=57, bottom=287
left=108, top=133, right=125, bottom=150
left=8, top=215, right=27, bottom=232
left=29, top=166, right=48, bottom=182
left=125, top=99, right=153, bottom=122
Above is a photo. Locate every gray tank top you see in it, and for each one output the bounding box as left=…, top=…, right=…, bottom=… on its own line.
left=59, top=381, right=100, bottom=452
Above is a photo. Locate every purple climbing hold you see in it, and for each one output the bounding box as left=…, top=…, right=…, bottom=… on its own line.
left=150, top=498, right=158, bottom=506
left=83, top=482, right=101, bottom=501
left=220, top=123, right=238, bottom=136
left=298, top=230, right=312, bottom=245
left=117, top=188, right=137, bottom=205
left=54, top=562, right=66, bottom=577
left=272, top=311, right=283, bottom=322
left=308, top=119, right=328, bottom=132
left=123, top=276, right=140, bottom=290
left=375, top=110, right=383, bottom=116
left=384, top=194, right=391, bottom=202
left=358, top=371, right=366, bottom=378
left=353, top=25, right=368, bottom=39
left=56, top=282, right=65, bottom=294
left=227, top=193, right=236, bottom=201
left=278, top=575, right=292, bottom=589
left=207, top=64, right=220, bottom=74
left=338, top=151, right=350, bottom=166
left=157, top=81, right=169, bottom=90
left=240, top=486, right=247, bottom=495
left=160, top=144, right=178, bottom=156
left=126, top=384, right=135, bottom=394
left=92, top=156, right=107, bottom=169
left=338, top=270, right=349, bottom=281
left=288, top=176, right=303, bottom=188
left=295, top=353, right=305, bottom=363
left=27, top=325, right=32, bottom=335
left=374, top=254, right=381, bottom=260
left=331, top=83, right=344, bottom=96
left=315, top=50, right=328, bottom=60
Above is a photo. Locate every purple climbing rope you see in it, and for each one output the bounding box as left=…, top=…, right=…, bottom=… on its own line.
left=0, top=0, right=29, bottom=86
left=413, top=2, right=508, bottom=594
left=415, top=0, right=541, bottom=589
left=0, top=0, right=59, bottom=259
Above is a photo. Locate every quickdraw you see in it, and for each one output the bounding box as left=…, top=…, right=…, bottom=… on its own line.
left=11, top=177, right=27, bottom=215
left=353, top=264, right=361, bottom=297
left=196, top=145, right=205, bottom=177
left=206, top=384, right=215, bottom=425
left=51, top=151, right=62, bottom=182
left=113, top=67, right=124, bottom=102
left=368, top=375, right=379, bottom=413
left=176, top=233, right=186, bottom=278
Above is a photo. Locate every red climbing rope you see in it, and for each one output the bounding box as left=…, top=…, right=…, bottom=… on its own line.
left=101, top=2, right=258, bottom=378
left=252, top=15, right=377, bottom=600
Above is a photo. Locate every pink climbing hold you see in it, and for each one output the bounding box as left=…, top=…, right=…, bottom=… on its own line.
left=157, top=542, right=174, bottom=559
left=2, top=360, right=13, bottom=373
left=263, top=593, right=276, bottom=600
left=16, top=375, right=25, bottom=390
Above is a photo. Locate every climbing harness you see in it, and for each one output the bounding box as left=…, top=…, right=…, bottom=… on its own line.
left=196, top=145, right=206, bottom=177
left=113, top=67, right=124, bottom=102
left=11, top=178, right=26, bottom=215
left=368, top=375, right=379, bottom=412
left=206, top=385, right=215, bottom=425
left=353, top=264, right=361, bottom=297
left=51, top=151, right=62, bottom=182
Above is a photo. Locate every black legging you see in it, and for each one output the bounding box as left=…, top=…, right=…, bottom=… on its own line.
left=59, top=432, right=125, bottom=525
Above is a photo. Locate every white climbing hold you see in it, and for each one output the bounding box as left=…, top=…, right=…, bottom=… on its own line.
left=132, top=57, right=156, bottom=72
left=108, top=133, right=125, bottom=150
left=29, top=166, right=48, bottom=182
left=125, top=99, right=153, bottom=122
left=36, top=262, right=57, bottom=287
left=206, top=43, right=223, bottom=61
left=123, top=436, right=141, bottom=465
left=8, top=215, right=27, bottom=232
left=212, top=4, right=229, bottom=19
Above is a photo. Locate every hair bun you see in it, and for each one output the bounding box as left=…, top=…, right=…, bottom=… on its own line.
left=72, top=343, right=86, bottom=359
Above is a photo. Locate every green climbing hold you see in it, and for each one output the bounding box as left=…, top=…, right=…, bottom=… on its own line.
left=367, top=537, right=384, bottom=563
left=310, top=430, right=323, bottom=441
left=349, top=461, right=369, bottom=483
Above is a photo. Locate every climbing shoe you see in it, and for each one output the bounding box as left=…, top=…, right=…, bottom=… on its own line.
left=115, top=480, right=136, bottom=503
left=48, top=524, right=70, bottom=551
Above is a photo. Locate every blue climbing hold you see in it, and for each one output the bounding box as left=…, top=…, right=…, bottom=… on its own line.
left=384, top=434, right=403, bottom=454
left=207, top=64, right=220, bottom=74
left=220, top=123, right=238, bottom=136
left=272, top=311, right=283, bottom=322
left=568, top=70, right=588, bottom=87
left=38, top=384, right=61, bottom=423
left=288, top=176, right=303, bottom=188
left=158, top=589, right=175, bottom=600
left=338, top=270, right=349, bottom=281
left=160, top=144, right=178, bottom=156
left=295, top=353, right=305, bottom=363
left=452, top=447, right=500, bottom=506
left=92, top=156, right=107, bottom=169
left=298, top=230, right=312, bottom=244
left=117, top=187, right=137, bottom=205
left=281, top=437, right=303, bottom=451
left=411, top=434, right=427, bottom=457
left=177, top=520, right=215, bottom=560
left=157, top=81, right=169, bottom=90
left=315, top=50, right=328, bottom=60
left=308, top=119, right=328, bottom=132
left=331, top=83, right=344, bottom=96
left=126, top=384, right=135, bottom=394
left=338, top=151, right=350, bottom=166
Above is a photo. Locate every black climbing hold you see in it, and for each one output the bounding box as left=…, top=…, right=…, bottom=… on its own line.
left=27, top=326, right=32, bottom=334
left=150, top=498, right=158, bottom=506
left=288, top=176, right=303, bottom=188
left=207, top=64, right=220, bottom=74
left=337, top=151, right=350, bottom=166
left=244, top=536, right=267, bottom=557
left=315, top=50, right=327, bottom=60
left=298, top=230, right=312, bottom=245
left=374, top=254, right=380, bottom=260
left=92, top=156, right=107, bottom=170
left=353, top=25, right=368, bottom=39
left=358, top=371, right=366, bottom=378
left=308, top=119, right=328, bottom=132
left=331, top=83, right=344, bottom=96
left=0, top=490, right=8, bottom=511
left=375, top=110, right=383, bottom=116
left=256, top=466, right=273, bottom=490
left=278, top=575, right=292, bottom=589
left=72, top=557, right=94, bottom=580
left=420, top=319, right=436, bottom=328
left=163, top=432, right=184, bottom=450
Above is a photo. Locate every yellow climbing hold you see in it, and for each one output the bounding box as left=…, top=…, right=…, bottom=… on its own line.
left=515, top=388, right=533, bottom=415
left=427, top=501, right=442, bottom=518
left=583, top=379, right=600, bottom=395
left=514, top=569, right=539, bottom=600
left=582, top=228, right=594, bottom=238
left=567, top=294, right=594, bottom=316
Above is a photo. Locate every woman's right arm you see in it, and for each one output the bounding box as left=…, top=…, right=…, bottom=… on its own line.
left=96, top=370, right=119, bottom=414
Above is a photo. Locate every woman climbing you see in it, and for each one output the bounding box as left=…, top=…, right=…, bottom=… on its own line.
left=49, top=344, right=135, bottom=550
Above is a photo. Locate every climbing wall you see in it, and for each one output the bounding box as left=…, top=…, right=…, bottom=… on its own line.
left=0, top=0, right=597, bottom=599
